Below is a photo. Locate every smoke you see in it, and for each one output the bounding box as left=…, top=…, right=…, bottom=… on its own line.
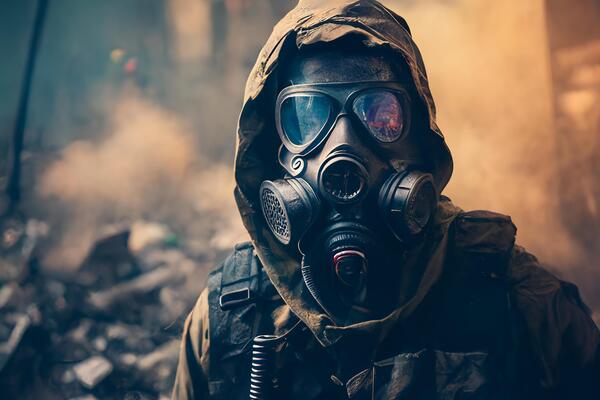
left=38, top=94, right=247, bottom=270
left=30, top=0, right=284, bottom=271
left=384, top=0, right=585, bottom=267
left=168, top=0, right=211, bottom=62
left=33, top=0, right=592, bottom=276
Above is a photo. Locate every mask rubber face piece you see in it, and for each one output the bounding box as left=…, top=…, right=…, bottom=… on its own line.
left=259, top=47, right=439, bottom=318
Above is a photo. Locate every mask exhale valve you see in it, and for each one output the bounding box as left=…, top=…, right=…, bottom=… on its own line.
left=324, top=223, right=373, bottom=295
left=333, top=249, right=366, bottom=287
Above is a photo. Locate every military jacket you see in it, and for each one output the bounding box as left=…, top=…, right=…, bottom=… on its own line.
left=172, top=211, right=600, bottom=399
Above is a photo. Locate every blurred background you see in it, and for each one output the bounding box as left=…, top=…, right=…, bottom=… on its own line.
left=0, top=0, right=598, bottom=398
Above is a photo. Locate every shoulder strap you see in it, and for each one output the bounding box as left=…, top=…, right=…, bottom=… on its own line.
left=433, top=210, right=517, bottom=352
left=453, top=210, right=517, bottom=257
left=218, top=241, right=262, bottom=310
left=206, top=242, right=279, bottom=398
left=208, top=241, right=262, bottom=359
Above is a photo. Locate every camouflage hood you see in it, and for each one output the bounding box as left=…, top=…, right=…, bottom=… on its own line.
left=233, top=0, right=458, bottom=347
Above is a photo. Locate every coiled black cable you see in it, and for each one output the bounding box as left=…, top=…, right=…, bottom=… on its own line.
left=249, top=335, right=279, bottom=400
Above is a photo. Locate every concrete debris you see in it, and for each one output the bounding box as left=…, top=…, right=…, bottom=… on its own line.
left=123, top=392, right=156, bottom=400
left=0, top=313, right=31, bottom=371
left=73, top=355, right=114, bottom=389
left=135, top=340, right=180, bottom=393
left=0, top=285, right=15, bottom=309
left=77, top=230, right=137, bottom=287
left=68, top=319, right=93, bottom=342
left=119, top=353, right=138, bottom=367
left=22, top=219, right=49, bottom=257
left=136, top=340, right=179, bottom=371
left=92, top=336, right=108, bottom=352
left=88, top=262, right=193, bottom=311
left=0, top=220, right=211, bottom=398
left=128, top=220, right=173, bottom=255
left=62, top=368, right=76, bottom=384
left=68, top=395, right=99, bottom=400
left=159, top=286, right=187, bottom=320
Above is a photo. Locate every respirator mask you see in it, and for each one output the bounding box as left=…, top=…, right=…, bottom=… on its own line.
left=260, top=68, right=438, bottom=319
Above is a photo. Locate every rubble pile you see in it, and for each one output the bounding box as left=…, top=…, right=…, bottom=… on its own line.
left=0, top=218, right=219, bottom=399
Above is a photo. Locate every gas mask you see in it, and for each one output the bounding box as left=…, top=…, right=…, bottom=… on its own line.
left=259, top=49, right=438, bottom=319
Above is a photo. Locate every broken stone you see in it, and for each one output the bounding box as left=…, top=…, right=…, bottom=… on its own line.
left=0, top=285, right=15, bottom=309
left=128, top=221, right=173, bottom=255
left=26, top=304, right=42, bottom=325
left=62, top=368, right=76, bottom=384
left=45, top=280, right=65, bottom=298
left=136, top=340, right=179, bottom=370
left=21, top=219, right=49, bottom=258
left=88, top=262, right=194, bottom=311
left=72, top=355, right=113, bottom=389
left=0, top=256, right=28, bottom=283
left=51, top=337, right=89, bottom=364
left=159, top=286, right=187, bottom=321
left=78, top=230, right=136, bottom=287
left=136, top=248, right=186, bottom=272
left=92, top=336, right=108, bottom=352
left=123, top=392, right=155, bottom=400
left=135, top=340, right=180, bottom=392
left=105, top=323, right=154, bottom=354
left=0, top=216, right=214, bottom=397
left=68, top=319, right=93, bottom=342
left=119, top=353, right=138, bottom=367
left=0, top=313, right=31, bottom=372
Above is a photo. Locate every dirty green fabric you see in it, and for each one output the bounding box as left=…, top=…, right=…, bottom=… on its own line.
left=172, top=289, right=209, bottom=400
left=171, top=234, right=600, bottom=398
left=172, top=1, right=600, bottom=398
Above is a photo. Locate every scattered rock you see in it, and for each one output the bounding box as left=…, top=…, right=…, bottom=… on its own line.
left=73, top=355, right=113, bottom=389
left=128, top=221, right=173, bottom=255
left=0, top=285, right=15, bottom=309
left=92, top=336, right=108, bottom=352
left=68, top=395, right=99, bottom=400
left=88, top=262, right=193, bottom=312
left=0, top=219, right=210, bottom=398
left=0, top=313, right=31, bottom=371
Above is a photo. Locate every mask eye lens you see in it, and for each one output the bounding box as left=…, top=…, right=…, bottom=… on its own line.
left=280, top=95, right=332, bottom=147
left=353, top=91, right=405, bottom=143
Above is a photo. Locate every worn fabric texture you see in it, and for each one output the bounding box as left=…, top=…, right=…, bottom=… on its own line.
left=172, top=1, right=600, bottom=399
left=234, top=0, right=454, bottom=349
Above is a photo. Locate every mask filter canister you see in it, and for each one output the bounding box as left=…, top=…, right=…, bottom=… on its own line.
left=260, top=178, right=320, bottom=245
left=378, top=170, right=438, bottom=241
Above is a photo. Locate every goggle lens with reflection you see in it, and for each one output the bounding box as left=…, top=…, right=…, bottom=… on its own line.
left=277, top=84, right=409, bottom=153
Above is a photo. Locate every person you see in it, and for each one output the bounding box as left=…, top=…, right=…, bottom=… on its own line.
left=172, top=1, right=600, bottom=399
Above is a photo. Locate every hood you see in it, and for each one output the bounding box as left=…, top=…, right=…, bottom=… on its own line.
left=233, top=0, right=457, bottom=347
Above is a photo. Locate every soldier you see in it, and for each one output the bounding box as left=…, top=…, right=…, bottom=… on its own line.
left=172, top=1, right=600, bottom=399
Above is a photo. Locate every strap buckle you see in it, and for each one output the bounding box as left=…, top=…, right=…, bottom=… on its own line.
left=219, top=287, right=253, bottom=310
